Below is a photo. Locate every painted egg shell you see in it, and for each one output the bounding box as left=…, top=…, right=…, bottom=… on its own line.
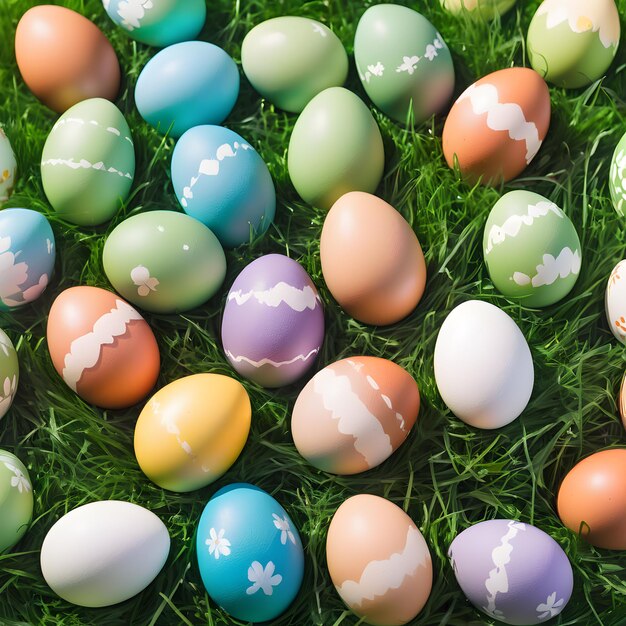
left=528, top=0, right=620, bottom=89
left=46, top=286, right=160, bottom=409
left=449, top=519, right=573, bottom=625
left=442, top=68, right=550, bottom=185
left=196, top=483, right=304, bottom=622
left=440, top=0, right=516, bottom=19
left=41, top=98, right=134, bottom=226
left=103, top=210, right=226, bottom=313
left=327, top=494, right=432, bottom=625
left=41, top=500, right=169, bottom=607
left=605, top=260, right=626, bottom=343
left=171, top=125, right=275, bottom=248
left=134, top=374, right=251, bottom=492
left=291, top=356, right=419, bottom=475
left=609, top=130, right=626, bottom=217
left=0, top=330, right=18, bottom=420
left=619, top=370, right=626, bottom=430
left=15, top=5, right=120, bottom=113
left=0, top=208, right=55, bottom=311
left=434, top=300, right=533, bottom=429
left=288, top=87, right=385, bottom=210
left=241, top=17, right=348, bottom=113
left=222, top=254, right=324, bottom=387
left=354, top=5, right=454, bottom=124
left=557, top=448, right=626, bottom=550
left=0, top=450, right=33, bottom=554
left=0, top=128, right=17, bottom=202
left=483, top=190, right=582, bottom=307
left=320, top=192, right=426, bottom=325
left=103, top=0, right=206, bottom=47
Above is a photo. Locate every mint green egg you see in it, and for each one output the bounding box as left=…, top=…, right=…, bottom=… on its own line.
left=41, top=98, right=135, bottom=226
left=0, top=329, right=18, bottom=420
left=0, top=450, right=33, bottom=553
left=483, top=190, right=582, bottom=307
left=440, top=0, right=516, bottom=19
left=103, top=210, right=226, bottom=313
left=610, top=131, right=626, bottom=217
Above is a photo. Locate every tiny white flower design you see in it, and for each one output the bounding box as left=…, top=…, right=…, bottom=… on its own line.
left=4, top=461, right=31, bottom=493
left=22, top=274, right=48, bottom=303
left=311, top=22, right=327, bottom=37
left=367, top=62, right=385, bottom=77
left=272, top=513, right=296, bottom=545
left=0, top=333, right=11, bottom=357
left=117, top=0, right=154, bottom=31
left=537, top=592, right=565, bottom=619
left=130, top=265, right=159, bottom=297
left=396, top=55, right=420, bottom=75
left=424, top=44, right=438, bottom=61
left=434, top=36, right=443, bottom=50
left=205, top=528, right=231, bottom=560
left=246, top=561, right=282, bottom=596
left=0, top=375, right=17, bottom=417
left=0, top=235, right=29, bottom=307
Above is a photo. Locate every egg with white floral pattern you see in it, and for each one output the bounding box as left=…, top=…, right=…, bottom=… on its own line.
left=0, top=128, right=17, bottom=203
left=0, top=449, right=33, bottom=553
left=0, top=330, right=18, bottom=420
left=610, top=131, right=626, bottom=217
left=605, top=260, right=626, bottom=344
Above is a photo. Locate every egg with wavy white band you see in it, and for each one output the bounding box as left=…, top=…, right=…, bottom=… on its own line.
left=605, top=260, right=626, bottom=343
left=0, top=330, right=18, bottom=421
left=0, top=128, right=17, bottom=202
left=449, top=520, right=573, bottom=625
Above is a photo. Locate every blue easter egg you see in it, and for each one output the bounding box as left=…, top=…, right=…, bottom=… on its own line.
left=171, top=126, right=276, bottom=247
left=0, top=208, right=55, bottom=311
left=196, top=483, right=304, bottom=622
left=135, top=42, right=240, bottom=138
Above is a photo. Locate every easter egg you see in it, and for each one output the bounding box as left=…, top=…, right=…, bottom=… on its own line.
left=288, top=87, right=385, bottom=210
left=241, top=17, right=348, bottom=113
left=41, top=98, right=134, bottom=226
left=605, top=260, right=626, bottom=343
left=527, top=0, right=620, bottom=89
left=0, top=128, right=17, bottom=202
left=483, top=190, right=582, bottom=307
left=440, top=0, right=516, bottom=19
left=0, top=330, right=18, bottom=420
left=610, top=131, right=626, bottom=217
left=171, top=125, right=275, bottom=248
left=619, top=370, right=626, bottom=430
left=15, top=5, right=120, bottom=113
left=0, top=450, right=33, bottom=554
left=0, top=208, right=55, bottom=311
left=442, top=68, right=550, bottom=185
left=46, top=286, right=160, bottom=409
left=320, top=192, right=426, bottom=325
left=291, top=356, right=419, bottom=475
left=103, top=210, right=226, bottom=313
left=222, top=254, right=324, bottom=387
left=354, top=5, right=454, bottom=124
left=40, top=500, right=170, bottom=607
left=134, top=374, right=251, bottom=492
left=449, top=519, right=573, bottom=625
left=326, top=494, right=432, bottom=625
left=434, top=300, right=534, bottom=429
left=196, top=483, right=304, bottom=622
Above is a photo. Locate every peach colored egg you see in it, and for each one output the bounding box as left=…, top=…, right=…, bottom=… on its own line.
left=320, top=192, right=427, bottom=326
left=47, top=286, right=160, bottom=409
left=291, top=356, right=419, bottom=475
left=326, top=494, right=432, bottom=626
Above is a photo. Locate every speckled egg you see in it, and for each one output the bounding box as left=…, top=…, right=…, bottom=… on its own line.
left=0, top=330, right=18, bottom=421
left=196, top=483, right=304, bottom=622
left=605, top=260, right=626, bottom=343
left=609, top=131, right=626, bottom=217
left=440, top=0, right=516, bottom=19
left=0, top=128, right=17, bottom=202
left=0, top=450, right=33, bottom=554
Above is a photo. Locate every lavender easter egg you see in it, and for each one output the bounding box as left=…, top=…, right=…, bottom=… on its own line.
left=221, top=254, right=324, bottom=387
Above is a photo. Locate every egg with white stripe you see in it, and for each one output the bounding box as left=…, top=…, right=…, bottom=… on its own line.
left=0, top=128, right=17, bottom=202
left=605, top=260, right=626, bottom=344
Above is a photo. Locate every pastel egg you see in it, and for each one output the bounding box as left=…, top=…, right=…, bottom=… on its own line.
left=0, top=450, right=33, bottom=553
left=605, top=260, right=626, bottom=343
left=528, top=0, right=620, bottom=89
left=171, top=125, right=275, bottom=247
left=241, top=17, right=348, bottom=113
left=41, top=98, right=134, bottom=226
left=483, top=190, right=582, bottom=307
left=326, top=494, right=432, bottom=625
left=0, top=208, right=55, bottom=311
left=134, top=374, right=251, bottom=492
left=291, top=356, right=419, bottom=475
left=41, top=500, right=170, bottom=607
left=46, top=286, right=160, bottom=409
left=619, top=370, right=626, bottom=430
left=103, top=210, right=226, bottom=313
left=196, top=483, right=304, bottom=622
left=440, top=0, right=516, bottom=19
left=0, top=330, right=19, bottom=420
left=434, top=300, right=534, bottom=429
left=442, top=68, right=550, bottom=185
left=449, top=519, right=573, bottom=625
left=15, top=5, right=120, bottom=113
left=354, top=5, right=454, bottom=124
left=609, top=130, right=626, bottom=217
left=320, top=192, right=427, bottom=325
left=288, top=87, right=385, bottom=210
left=222, top=254, right=324, bottom=387
left=0, top=128, right=17, bottom=202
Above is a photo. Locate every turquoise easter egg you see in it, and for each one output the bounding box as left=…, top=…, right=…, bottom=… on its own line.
left=0, top=329, right=18, bottom=420
left=0, top=449, right=33, bottom=553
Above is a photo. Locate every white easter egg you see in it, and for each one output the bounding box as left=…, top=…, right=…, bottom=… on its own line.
left=606, top=260, right=626, bottom=343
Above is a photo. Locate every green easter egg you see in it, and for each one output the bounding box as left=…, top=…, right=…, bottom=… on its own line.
left=41, top=98, right=135, bottom=226
left=0, top=128, right=17, bottom=203
left=0, top=329, right=18, bottom=420
left=287, top=87, right=384, bottom=210
left=0, top=450, right=33, bottom=553
left=103, top=210, right=226, bottom=313
left=242, top=16, right=348, bottom=113
left=610, top=131, right=626, bottom=217
left=483, top=190, right=582, bottom=307
left=440, top=0, right=516, bottom=19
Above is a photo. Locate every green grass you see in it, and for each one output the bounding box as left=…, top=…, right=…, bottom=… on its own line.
left=1, top=0, right=626, bottom=624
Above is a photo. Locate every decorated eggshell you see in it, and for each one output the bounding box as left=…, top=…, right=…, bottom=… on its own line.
left=440, top=0, right=516, bottom=19
left=484, top=190, right=582, bottom=307
left=326, top=494, right=432, bottom=625
left=442, top=68, right=550, bottom=185
left=609, top=131, right=626, bottom=217
left=196, top=483, right=304, bottom=622
left=46, top=286, right=160, bottom=409
left=0, top=330, right=18, bottom=420
left=0, top=450, right=33, bottom=554
left=527, top=0, right=620, bottom=89
left=288, top=87, right=385, bottom=210
left=0, top=129, right=17, bottom=202
left=171, top=125, right=275, bottom=247
left=605, top=260, right=626, bottom=343
left=619, top=370, right=626, bottom=430
left=449, top=519, right=573, bottom=625
left=103, top=210, right=226, bottom=313
left=0, top=208, right=55, bottom=311
left=40, top=500, right=170, bottom=607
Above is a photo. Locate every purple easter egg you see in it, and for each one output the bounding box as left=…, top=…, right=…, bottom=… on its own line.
left=448, top=519, right=573, bottom=625
left=221, top=254, right=324, bottom=387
